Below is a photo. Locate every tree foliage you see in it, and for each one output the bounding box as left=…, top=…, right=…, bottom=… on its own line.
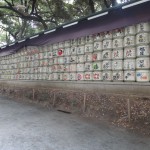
left=0, top=0, right=133, bottom=44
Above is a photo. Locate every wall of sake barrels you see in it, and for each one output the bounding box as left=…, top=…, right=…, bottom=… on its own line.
left=0, top=21, right=150, bottom=82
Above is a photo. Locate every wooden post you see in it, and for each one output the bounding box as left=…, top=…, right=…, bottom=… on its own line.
left=32, top=88, right=35, bottom=100
left=127, top=99, right=131, bottom=122
left=83, top=93, right=86, bottom=113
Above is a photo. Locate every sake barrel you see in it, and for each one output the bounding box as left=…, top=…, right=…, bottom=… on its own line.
left=112, top=39, right=123, bottom=49
left=112, top=60, right=123, bottom=70
left=77, top=72, right=84, bottom=81
left=84, top=72, right=92, bottom=80
left=92, top=52, right=102, bottom=61
left=125, top=25, right=136, bottom=36
left=102, top=50, right=112, bottom=60
left=136, top=33, right=149, bottom=45
left=48, top=66, right=52, bottom=73
left=136, top=22, right=149, bottom=33
left=103, top=31, right=113, bottom=39
left=70, top=56, right=76, bottom=63
left=136, top=57, right=150, bottom=69
left=53, top=57, right=58, bottom=64
left=85, top=44, right=94, bottom=53
left=71, top=39, right=77, bottom=46
left=38, top=53, right=43, bottom=60
left=52, top=65, right=57, bottom=72
left=57, top=48, right=64, bottom=57
left=124, top=59, right=135, bottom=70
left=124, top=47, right=136, bottom=59
left=64, top=56, right=70, bottom=64
left=85, top=53, right=93, bottom=62
left=124, top=70, right=135, bottom=81
left=64, top=47, right=70, bottom=56
left=93, top=33, right=103, bottom=41
left=112, top=49, right=123, bottom=59
left=70, top=46, right=77, bottom=55
left=53, top=73, right=58, bottom=80
left=52, top=50, right=57, bottom=57
left=77, top=37, right=85, bottom=45
left=58, top=73, right=63, bottom=80
left=124, top=36, right=135, bottom=47
left=103, top=39, right=112, bottom=50
left=42, top=67, right=47, bottom=73
left=113, top=28, right=124, bottom=38
left=93, top=71, right=102, bottom=80
left=57, top=57, right=64, bottom=64
left=63, top=65, right=70, bottom=72
left=85, top=63, right=93, bottom=71
left=112, top=71, right=123, bottom=81
left=69, top=64, right=77, bottom=72
left=102, top=60, right=112, bottom=70
left=58, top=41, right=64, bottom=48
left=48, top=74, right=52, bottom=80
left=57, top=65, right=64, bottom=72
left=77, top=63, right=84, bottom=72
left=93, top=62, right=102, bottom=71
left=77, top=55, right=85, bottom=63
left=137, top=45, right=150, bottom=57
left=53, top=43, right=58, bottom=50
left=102, top=71, right=112, bottom=81
left=77, top=45, right=85, bottom=55
left=34, top=53, right=39, bottom=60
left=93, top=41, right=103, bottom=51
left=69, top=73, right=76, bottom=80
left=64, top=40, right=71, bottom=48
left=63, top=73, right=69, bottom=81
left=85, top=35, right=93, bottom=44
left=47, top=51, right=53, bottom=59
left=136, top=70, right=149, bottom=82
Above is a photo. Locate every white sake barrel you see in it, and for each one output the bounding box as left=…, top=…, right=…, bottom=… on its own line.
left=84, top=72, right=92, bottom=80
left=93, top=33, right=103, bottom=41
left=48, top=66, right=52, bottom=73
left=53, top=57, right=58, bottom=64
left=77, top=63, right=84, bottom=72
left=58, top=41, right=64, bottom=48
left=136, top=33, right=149, bottom=45
left=77, top=46, right=85, bottom=55
left=136, top=22, right=149, bottom=33
left=64, top=56, right=70, bottom=64
left=49, top=59, right=53, bottom=65
left=93, top=71, right=102, bottom=80
left=43, top=67, right=47, bottom=73
left=63, top=73, right=69, bottom=81
left=43, top=51, right=48, bottom=59
left=102, top=71, right=112, bottom=81
left=124, top=59, right=135, bottom=70
left=47, top=51, right=53, bottom=59
left=39, top=67, right=43, bottom=73
left=49, top=73, right=54, bottom=80
left=112, top=71, right=123, bottom=81
left=124, top=47, right=136, bottom=58
left=71, top=39, right=77, bottom=46
left=102, top=60, right=112, bottom=70
left=102, top=50, right=112, bottom=60
left=69, top=73, right=77, bottom=80
left=64, top=40, right=71, bottom=48
left=124, top=36, right=135, bottom=47
left=85, top=63, right=93, bottom=71
left=112, top=39, right=123, bottom=49
left=85, top=35, right=93, bottom=44
left=52, top=65, right=57, bottom=72
left=48, top=74, right=52, bottom=80
left=92, top=52, right=102, bottom=61
left=53, top=73, right=58, bottom=80
left=137, top=45, right=150, bottom=57
left=93, top=41, right=103, bottom=51
left=70, top=56, right=76, bottom=63
left=70, top=46, right=77, bottom=55
left=69, top=64, right=77, bottom=72
left=64, top=65, right=70, bottom=72
left=57, top=48, right=64, bottom=57
left=136, top=57, right=150, bottom=69
left=58, top=73, right=63, bottom=80
left=85, top=53, right=93, bottom=62
left=47, top=44, right=52, bottom=52
left=64, top=47, right=70, bottom=56
left=103, top=31, right=113, bottom=39
left=34, top=60, right=39, bottom=67
left=77, top=72, right=84, bottom=81
left=77, top=55, right=85, bottom=63
left=77, top=37, right=85, bottom=45
left=53, top=43, right=58, bottom=50
left=57, top=65, right=64, bottom=72
left=52, top=50, right=57, bottom=57
left=103, top=39, right=112, bottom=50
left=113, top=28, right=124, bottom=38
left=34, top=53, right=39, bottom=60
left=112, top=49, right=123, bottom=59
left=85, top=44, right=93, bottom=53
left=112, top=60, right=123, bottom=70
left=124, top=70, right=135, bottom=81
left=136, top=70, right=149, bottom=82
left=125, top=25, right=136, bottom=35
left=93, top=62, right=102, bottom=71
